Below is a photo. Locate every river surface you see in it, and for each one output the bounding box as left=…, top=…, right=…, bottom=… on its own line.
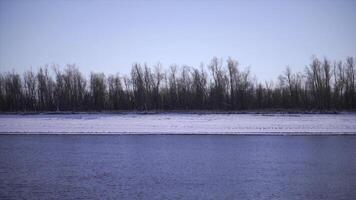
left=0, top=135, right=356, bottom=199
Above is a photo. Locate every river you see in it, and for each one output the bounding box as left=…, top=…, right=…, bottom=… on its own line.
left=1, top=135, right=355, bottom=199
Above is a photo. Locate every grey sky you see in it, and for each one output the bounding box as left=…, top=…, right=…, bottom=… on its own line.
left=1, top=0, right=355, bottom=81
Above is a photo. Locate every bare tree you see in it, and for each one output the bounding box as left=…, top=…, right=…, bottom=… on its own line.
left=108, top=74, right=124, bottom=110
left=153, top=63, right=164, bottom=109
left=168, top=65, right=178, bottom=109
left=3, top=71, right=23, bottom=111
left=23, top=69, right=37, bottom=110
left=209, top=57, right=228, bottom=109
left=90, top=72, right=107, bottom=111
left=191, top=65, right=207, bottom=109
left=37, top=66, right=55, bottom=110
left=227, top=58, right=239, bottom=109
left=131, top=63, right=145, bottom=110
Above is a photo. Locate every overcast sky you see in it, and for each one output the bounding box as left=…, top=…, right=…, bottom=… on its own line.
left=1, top=0, right=355, bottom=81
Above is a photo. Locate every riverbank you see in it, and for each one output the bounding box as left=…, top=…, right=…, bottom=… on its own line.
left=1, top=109, right=355, bottom=115
left=1, top=113, right=356, bottom=134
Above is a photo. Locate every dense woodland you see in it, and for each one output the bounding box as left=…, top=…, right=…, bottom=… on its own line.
left=0, top=57, right=355, bottom=112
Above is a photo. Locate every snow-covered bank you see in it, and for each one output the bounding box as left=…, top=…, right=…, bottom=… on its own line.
left=0, top=109, right=351, bottom=115
left=1, top=113, right=356, bottom=134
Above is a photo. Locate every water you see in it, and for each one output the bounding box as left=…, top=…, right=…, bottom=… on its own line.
left=0, top=135, right=355, bottom=200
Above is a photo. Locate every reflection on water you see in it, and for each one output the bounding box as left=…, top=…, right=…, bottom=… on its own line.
left=0, top=135, right=356, bottom=199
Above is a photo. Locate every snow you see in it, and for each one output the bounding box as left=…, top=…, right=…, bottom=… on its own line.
left=0, top=113, right=356, bottom=134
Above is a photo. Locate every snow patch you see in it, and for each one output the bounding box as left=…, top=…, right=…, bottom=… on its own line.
left=0, top=114, right=356, bottom=134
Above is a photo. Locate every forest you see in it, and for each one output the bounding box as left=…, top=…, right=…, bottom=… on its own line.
left=0, top=56, right=355, bottom=112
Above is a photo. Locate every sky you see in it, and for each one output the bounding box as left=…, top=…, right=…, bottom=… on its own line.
left=0, top=0, right=356, bottom=81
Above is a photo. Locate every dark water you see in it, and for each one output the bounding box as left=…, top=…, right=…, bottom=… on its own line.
left=0, top=135, right=356, bottom=200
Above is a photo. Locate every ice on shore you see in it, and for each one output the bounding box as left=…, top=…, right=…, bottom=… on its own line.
left=0, top=113, right=356, bottom=134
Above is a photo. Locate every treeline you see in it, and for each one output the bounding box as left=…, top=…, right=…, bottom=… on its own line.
left=0, top=57, right=355, bottom=112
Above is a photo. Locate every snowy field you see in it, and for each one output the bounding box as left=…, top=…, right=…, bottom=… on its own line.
left=1, top=113, right=356, bottom=134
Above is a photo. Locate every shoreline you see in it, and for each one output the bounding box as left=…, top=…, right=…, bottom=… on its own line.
left=1, top=109, right=355, bottom=115
left=1, top=132, right=356, bottom=135
left=1, top=113, right=355, bottom=134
